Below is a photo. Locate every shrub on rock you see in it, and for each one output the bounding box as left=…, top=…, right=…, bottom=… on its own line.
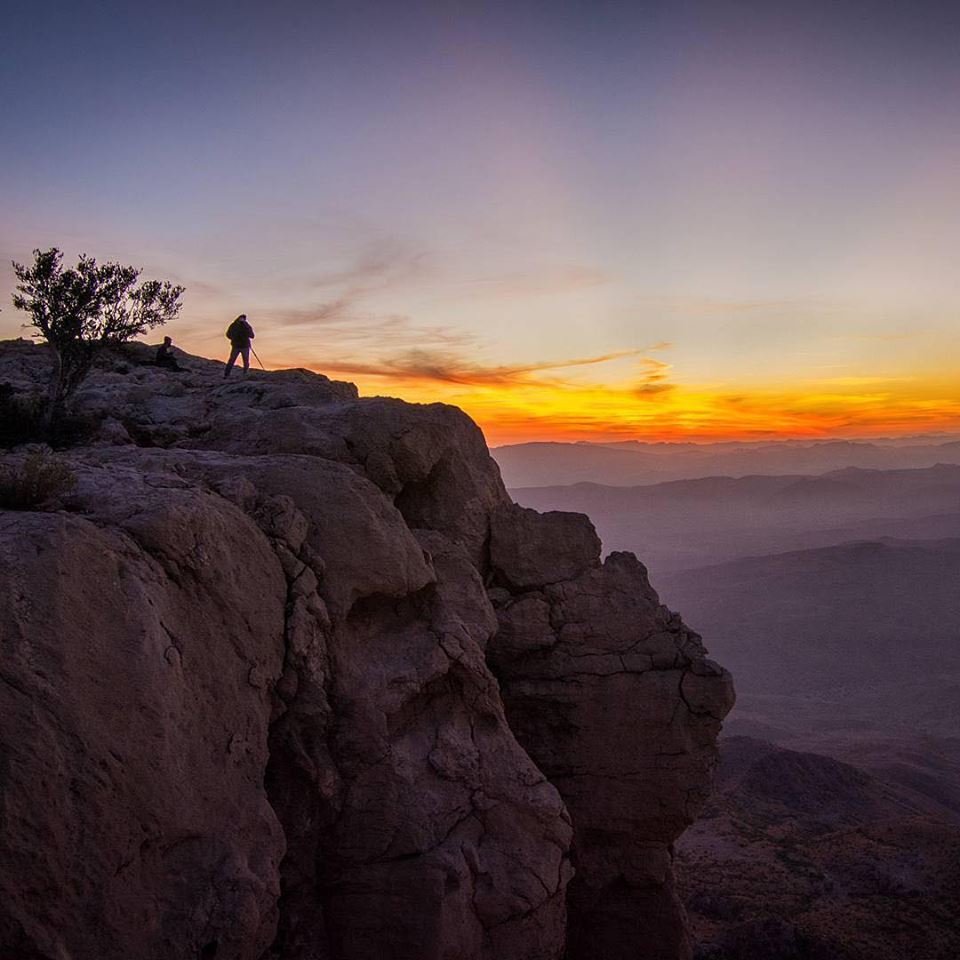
left=0, top=450, right=77, bottom=509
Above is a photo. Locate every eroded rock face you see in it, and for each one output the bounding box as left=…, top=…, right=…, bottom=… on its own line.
left=0, top=340, right=733, bottom=960
left=487, top=508, right=736, bottom=960
left=0, top=470, right=287, bottom=960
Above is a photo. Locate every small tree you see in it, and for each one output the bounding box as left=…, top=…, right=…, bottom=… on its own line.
left=11, top=247, right=184, bottom=424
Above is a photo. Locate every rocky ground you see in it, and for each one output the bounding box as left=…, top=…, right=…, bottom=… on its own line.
left=676, top=736, right=960, bottom=960
left=0, top=339, right=734, bottom=960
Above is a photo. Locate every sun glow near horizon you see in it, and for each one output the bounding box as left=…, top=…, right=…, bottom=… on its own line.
left=163, top=290, right=960, bottom=447
left=263, top=345, right=960, bottom=447
left=2, top=0, right=960, bottom=447
left=358, top=380, right=960, bottom=447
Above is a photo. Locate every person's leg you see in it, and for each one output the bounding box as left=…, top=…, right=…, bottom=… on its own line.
left=224, top=344, right=241, bottom=377
left=241, top=344, right=250, bottom=373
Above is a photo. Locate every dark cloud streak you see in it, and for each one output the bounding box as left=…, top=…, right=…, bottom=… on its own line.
left=310, top=347, right=645, bottom=387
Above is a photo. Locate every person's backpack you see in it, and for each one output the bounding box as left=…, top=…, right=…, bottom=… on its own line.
left=226, top=319, right=242, bottom=340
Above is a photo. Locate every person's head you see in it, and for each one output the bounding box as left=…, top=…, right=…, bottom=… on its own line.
left=163, top=336, right=172, bottom=345
left=236, top=314, right=247, bottom=322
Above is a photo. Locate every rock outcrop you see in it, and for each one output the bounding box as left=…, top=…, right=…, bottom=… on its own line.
left=487, top=539, right=733, bottom=960
left=0, top=340, right=734, bottom=960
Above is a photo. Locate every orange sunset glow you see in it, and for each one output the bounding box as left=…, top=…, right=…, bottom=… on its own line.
left=252, top=336, right=960, bottom=445
left=3, top=1, right=960, bottom=448
left=319, top=372, right=960, bottom=446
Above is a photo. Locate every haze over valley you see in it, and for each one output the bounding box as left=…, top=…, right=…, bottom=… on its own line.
left=496, top=436, right=960, bottom=490
left=500, top=437, right=960, bottom=958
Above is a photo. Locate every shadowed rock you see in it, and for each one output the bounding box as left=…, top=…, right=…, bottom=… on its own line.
left=0, top=339, right=734, bottom=960
left=488, top=527, right=735, bottom=960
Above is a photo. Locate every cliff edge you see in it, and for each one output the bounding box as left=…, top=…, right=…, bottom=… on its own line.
left=0, top=340, right=734, bottom=960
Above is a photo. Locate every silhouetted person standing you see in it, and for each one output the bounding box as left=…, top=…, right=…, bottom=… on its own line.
left=224, top=314, right=254, bottom=377
left=155, top=335, right=182, bottom=370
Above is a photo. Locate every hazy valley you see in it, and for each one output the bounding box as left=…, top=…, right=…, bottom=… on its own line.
left=509, top=462, right=960, bottom=572
left=500, top=440, right=960, bottom=959
left=495, top=438, right=960, bottom=490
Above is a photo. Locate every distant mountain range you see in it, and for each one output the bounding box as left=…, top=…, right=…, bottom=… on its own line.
left=512, top=466, right=960, bottom=738
left=494, top=437, right=960, bottom=488
left=511, top=463, right=960, bottom=572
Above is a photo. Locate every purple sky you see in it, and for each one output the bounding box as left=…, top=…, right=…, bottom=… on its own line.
left=3, top=0, right=960, bottom=439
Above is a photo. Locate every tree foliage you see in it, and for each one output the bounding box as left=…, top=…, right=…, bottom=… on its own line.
left=11, top=247, right=185, bottom=412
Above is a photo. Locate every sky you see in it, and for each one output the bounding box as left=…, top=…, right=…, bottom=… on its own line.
left=2, top=0, right=959, bottom=444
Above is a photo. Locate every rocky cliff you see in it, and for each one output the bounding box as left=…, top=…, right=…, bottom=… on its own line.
left=0, top=339, right=734, bottom=960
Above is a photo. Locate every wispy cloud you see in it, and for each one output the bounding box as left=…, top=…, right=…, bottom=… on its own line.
left=306, top=240, right=430, bottom=297
left=265, top=310, right=469, bottom=356
left=266, top=300, right=359, bottom=329
left=633, top=355, right=675, bottom=398
left=226, top=238, right=451, bottom=350
left=314, top=347, right=645, bottom=387
left=635, top=382, right=675, bottom=396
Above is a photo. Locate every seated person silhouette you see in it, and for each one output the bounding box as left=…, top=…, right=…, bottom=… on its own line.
left=155, top=336, right=182, bottom=371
